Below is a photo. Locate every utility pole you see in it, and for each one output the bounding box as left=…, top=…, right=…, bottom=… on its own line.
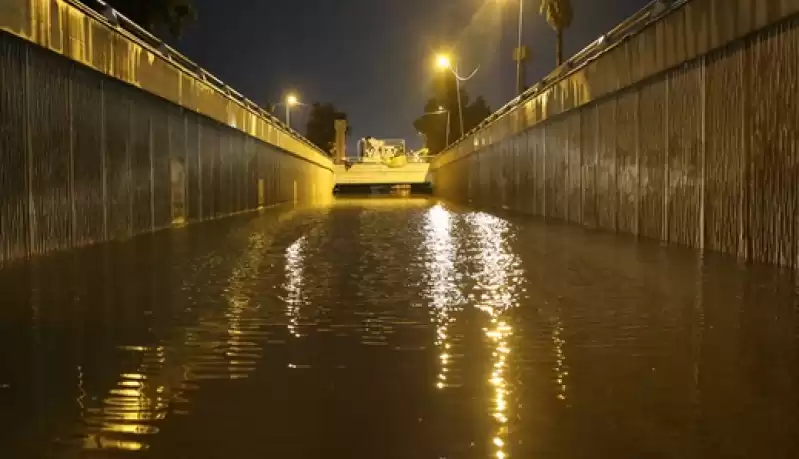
left=513, top=0, right=529, bottom=95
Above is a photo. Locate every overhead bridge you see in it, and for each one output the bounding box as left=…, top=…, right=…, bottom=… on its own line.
left=333, top=161, right=433, bottom=193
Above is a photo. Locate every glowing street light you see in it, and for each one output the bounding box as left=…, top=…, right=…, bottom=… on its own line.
left=285, top=93, right=299, bottom=128
left=433, top=52, right=479, bottom=140
left=270, top=93, right=303, bottom=129
left=436, top=54, right=452, bottom=70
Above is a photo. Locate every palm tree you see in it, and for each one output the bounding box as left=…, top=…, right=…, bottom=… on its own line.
left=539, top=0, right=573, bottom=67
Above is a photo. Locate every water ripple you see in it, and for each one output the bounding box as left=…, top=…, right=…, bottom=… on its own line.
left=1, top=199, right=798, bottom=458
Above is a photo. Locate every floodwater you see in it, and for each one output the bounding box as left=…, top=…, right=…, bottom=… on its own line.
left=1, top=196, right=798, bottom=459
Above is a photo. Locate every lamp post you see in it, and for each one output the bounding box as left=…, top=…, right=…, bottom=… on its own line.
left=285, top=94, right=298, bottom=128
left=272, top=93, right=301, bottom=128
left=422, top=106, right=451, bottom=150
left=440, top=106, right=451, bottom=147
left=434, top=54, right=479, bottom=139
left=499, top=0, right=529, bottom=95
left=425, top=106, right=450, bottom=147
left=514, top=0, right=528, bottom=95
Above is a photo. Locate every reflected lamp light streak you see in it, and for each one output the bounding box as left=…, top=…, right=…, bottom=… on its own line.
left=284, top=236, right=307, bottom=338
left=553, top=320, right=568, bottom=401
left=466, top=211, right=524, bottom=458
left=424, top=204, right=465, bottom=389
left=224, top=231, right=268, bottom=379
left=82, top=230, right=274, bottom=452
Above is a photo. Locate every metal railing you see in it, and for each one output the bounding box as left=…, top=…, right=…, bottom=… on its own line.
left=340, top=155, right=433, bottom=165
left=65, top=0, right=323, bottom=155
left=445, top=0, right=692, bottom=151
left=407, top=155, right=434, bottom=164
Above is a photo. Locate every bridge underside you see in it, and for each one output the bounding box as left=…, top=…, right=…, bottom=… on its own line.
left=333, top=163, right=432, bottom=191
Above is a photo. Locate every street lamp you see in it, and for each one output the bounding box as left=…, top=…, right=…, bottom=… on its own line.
left=436, top=54, right=452, bottom=70
left=285, top=93, right=299, bottom=128
left=433, top=53, right=479, bottom=140
left=438, top=106, right=451, bottom=147
left=271, top=93, right=302, bottom=129
left=425, top=106, right=451, bottom=148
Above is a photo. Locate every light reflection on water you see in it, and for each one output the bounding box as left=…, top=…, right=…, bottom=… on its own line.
left=423, top=204, right=465, bottom=390
left=0, top=198, right=798, bottom=458
left=465, top=211, right=524, bottom=459
left=284, top=236, right=306, bottom=339
left=75, top=222, right=281, bottom=452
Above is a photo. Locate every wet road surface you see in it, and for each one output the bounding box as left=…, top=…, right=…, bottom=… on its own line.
left=1, top=196, right=798, bottom=458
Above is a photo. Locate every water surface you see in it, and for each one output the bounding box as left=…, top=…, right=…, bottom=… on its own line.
left=1, top=196, right=798, bottom=458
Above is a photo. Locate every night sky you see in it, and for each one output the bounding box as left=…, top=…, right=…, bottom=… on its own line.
left=178, top=0, right=652, bottom=150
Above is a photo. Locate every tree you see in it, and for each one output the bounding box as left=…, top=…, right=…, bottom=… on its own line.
left=539, top=0, right=573, bottom=66
left=413, top=73, right=492, bottom=155
left=466, top=96, right=491, bottom=131
left=413, top=98, right=451, bottom=156
left=305, top=103, right=349, bottom=155
left=106, top=0, right=196, bottom=38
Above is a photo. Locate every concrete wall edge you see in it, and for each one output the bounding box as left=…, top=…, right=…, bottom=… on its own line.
left=0, top=0, right=334, bottom=171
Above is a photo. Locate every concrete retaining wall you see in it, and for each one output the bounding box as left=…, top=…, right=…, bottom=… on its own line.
left=0, top=32, right=334, bottom=264
left=0, top=2, right=334, bottom=264
left=432, top=0, right=799, bottom=268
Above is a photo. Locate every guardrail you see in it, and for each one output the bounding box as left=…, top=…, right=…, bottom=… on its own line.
left=407, top=156, right=434, bottom=164
left=445, top=0, right=692, bottom=150
left=341, top=155, right=433, bottom=165
left=65, top=0, right=321, bottom=155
